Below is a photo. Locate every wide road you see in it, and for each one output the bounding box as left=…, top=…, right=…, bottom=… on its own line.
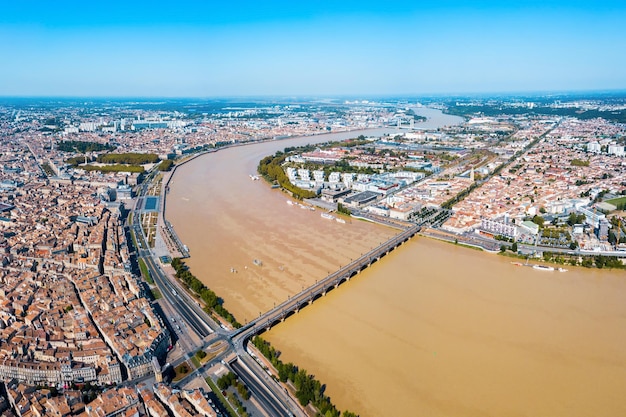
left=231, top=357, right=298, bottom=417
left=132, top=212, right=214, bottom=339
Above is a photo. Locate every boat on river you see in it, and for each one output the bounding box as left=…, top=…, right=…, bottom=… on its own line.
left=532, top=264, right=555, bottom=271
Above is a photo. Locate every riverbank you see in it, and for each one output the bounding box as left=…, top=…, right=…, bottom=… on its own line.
left=166, top=107, right=626, bottom=417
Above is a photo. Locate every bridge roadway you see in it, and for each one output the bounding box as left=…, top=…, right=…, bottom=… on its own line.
left=231, top=224, right=420, bottom=344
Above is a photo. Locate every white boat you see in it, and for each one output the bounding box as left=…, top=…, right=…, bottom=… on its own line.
left=558, top=267, right=568, bottom=272
left=321, top=213, right=335, bottom=220
left=286, top=200, right=293, bottom=206
left=532, top=264, right=554, bottom=271
left=336, top=218, right=346, bottom=224
left=253, top=259, right=263, bottom=266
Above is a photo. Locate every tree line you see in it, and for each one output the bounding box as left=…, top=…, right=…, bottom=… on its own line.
left=81, top=164, right=145, bottom=173
left=158, top=159, right=174, bottom=171
left=57, top=140, right=115, bottom=153
left=96, top=152, right=160, bottom=165
left=252, top=336, right=359, bottom=417
left=170, top=258, right=241, bottom=328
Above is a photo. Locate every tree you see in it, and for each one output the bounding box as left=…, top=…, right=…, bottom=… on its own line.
left=158, top=159, right=174, bottom=171
left=567, top=212, right=585, bottom=226
left=511, top=242, right=518, bottom=252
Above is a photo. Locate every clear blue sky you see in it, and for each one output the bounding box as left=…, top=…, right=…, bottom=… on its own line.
left=1, top=0, right=625, bottom=97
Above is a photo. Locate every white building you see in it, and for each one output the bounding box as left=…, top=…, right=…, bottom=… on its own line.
left=297, top=168, right=310, bottom=181
left=285, top=167, right=297, bottom=182
left=608, top=144, right=625, bottom=156
left=341, top=173, right=354, bottom=188
left=587, top=141, right=601, bottom=153
left=312, top=170, right=325, bottom=182
left=480, top=218, right=519, bottom=239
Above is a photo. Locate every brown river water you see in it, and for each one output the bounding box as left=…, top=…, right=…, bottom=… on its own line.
left=167, top=126, right=626, bottom=417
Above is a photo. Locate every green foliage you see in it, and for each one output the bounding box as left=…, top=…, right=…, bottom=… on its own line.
left=441, top=183, right=478, bottom=209
left=195, top=349, right=207, bottom=360
left=531, top=215, right=545, bottom=228
left=96, top=152, right=159, bottom=165
left=252, top=336, right=348, bottom=416
left=257, top=151, right=317, bottom=200
left=170, top=258, right=241, bottom=328
left=594, top=255, right=624, bottom=269
left=571, top=158, right=590, bottom=167
left=81, top=164, right=145, bottom=173
left=337, top=203, right=351, bottom=215
left=217, top=371, right=238, bottom=390
left=138, top=258, right=153, bottom=284
left=567, top=212, right=586, bottom=226
left=57, top=140, right=115, bottom=153
left=41, top=163, right=55, bottom=176
left=158, top=159, right=174, bottom=171
left=66, top=156, right=90, bottom=167
left=605, top=196, right=626, bottom=211
left=206, top=377, right=238, bottom=417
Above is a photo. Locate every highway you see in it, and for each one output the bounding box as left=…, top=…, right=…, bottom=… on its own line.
left=231, top=358, right=295, bottom=417
left=132, top=221, right=214, bottom=338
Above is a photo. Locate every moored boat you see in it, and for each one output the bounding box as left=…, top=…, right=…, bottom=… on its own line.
left=532, top=264, right=554, bottom=271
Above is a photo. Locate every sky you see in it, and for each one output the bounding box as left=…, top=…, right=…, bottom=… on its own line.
left=1, top=0, right=625, bottom=97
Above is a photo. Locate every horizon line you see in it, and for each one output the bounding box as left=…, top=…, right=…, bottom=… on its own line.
left=1, top=88, right=626, bottom=102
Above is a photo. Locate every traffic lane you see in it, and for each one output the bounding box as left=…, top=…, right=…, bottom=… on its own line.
left=142, top=248, right=221, bottom=334
left=231, top=359, right=293, bottom=417
left=144, top=254, right=211, bottom=338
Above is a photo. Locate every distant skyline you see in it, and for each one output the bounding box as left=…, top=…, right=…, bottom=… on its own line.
left=1, top=0, right=626, bottom=97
